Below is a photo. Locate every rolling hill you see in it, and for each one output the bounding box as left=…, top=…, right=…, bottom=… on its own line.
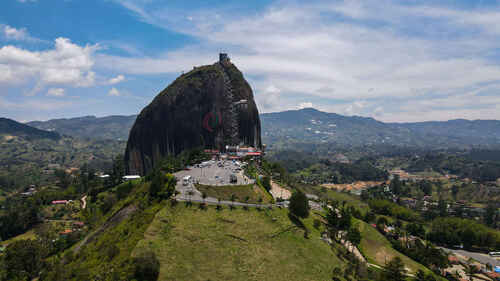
left=0, top=118, right=125, bottom=191
left=0, top=117, right=60, bottom=141
left=26, top=108, right=500, bottom=149
left=27, top=115, right=136, bottom=140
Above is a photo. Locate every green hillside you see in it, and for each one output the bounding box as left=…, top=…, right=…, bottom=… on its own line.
left=36, top=177, right=352, bottom=281
left=355, top=218, right=430, bottom=274
left=0, top=117, right=60, bottom=141
left=134, top=206, right=340, bottom=281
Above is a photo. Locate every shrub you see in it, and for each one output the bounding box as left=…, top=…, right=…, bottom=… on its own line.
left=105, top=244, right=120, bottom=261
left=132, top=251, right=160, bottom=281
left=289, top=190, right=310, bottom=218
left=313, top=219, right=322, bottom=230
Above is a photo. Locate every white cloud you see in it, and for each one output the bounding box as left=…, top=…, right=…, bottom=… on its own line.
left=0, top=37, right=99, bottom=92
left=108, top=0, right=500, bottom=121
left=46, top=88, right=65, bottom=97
left=17, top=0, right=37, bottom=3
left=0, top=24, right=42, bottom=42
left=107, top=74, right=125, bottom=85
left=108, top=87, right=121, bottom=96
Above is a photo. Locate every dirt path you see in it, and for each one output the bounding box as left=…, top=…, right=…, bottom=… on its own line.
left=269, top=180, right=291, bottom=200
left=81, top=195, right=87, bottom=209
left=73, top=204, right=137, bottom=254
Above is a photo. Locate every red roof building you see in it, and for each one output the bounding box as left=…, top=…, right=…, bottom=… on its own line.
left=448, top=255, right=460, bottom=264
left=60, top=229, right=73, bottom=235
left=51, top=200, right=68, bottom=205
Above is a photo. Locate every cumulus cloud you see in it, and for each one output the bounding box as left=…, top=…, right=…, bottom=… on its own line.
left=108, top=87, right=121, bottom=96
left=0, top=37, right=99, bottom=92
left=107, top=74, right=125, bottom=85
left=46, top=88, right=65, bottom=97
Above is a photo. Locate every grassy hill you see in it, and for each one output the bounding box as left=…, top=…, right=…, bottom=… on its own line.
left=0, top=117, right=60, bottom=141
left=354, top=218, right=430, bottom=274
left=134, top=206, right=341, bottom=281
left=195, top=183, right=273, bottom=204
left=38, top=178, right=351, bottom=280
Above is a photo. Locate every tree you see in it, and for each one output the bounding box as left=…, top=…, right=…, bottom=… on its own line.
left=262, top=176, right=271, bottom=191
left=364, top=211, right=376, bottom=223
left=202, top=192, right=207, bottom=204
left=390, top=175, right=402, bottom=195
left=346, top=226, right=362, bottom=250
left=230, top=194, right=237, bottom=207
left=419, top=180, right=432, bottom=196
left=289, top=190, right=310, bottom=218
left=485, top=203, right=497, bottom=227
left=415, top=269, right=436, bottom=281
left=451, top=185, right=459, bottom=199
left=462, top=228, right=476, bottom=249
left=4, top=239, right=45, bottom=280
left=326, top=208, right=340, bottom=240
left=338, top=208, right=352, bottom=231
left=437, top=198, right=447, bottom=217
left=110, top=154, right=125, bottom=186
left=380, top=257, right=406, bottom=281
left=132, top=250, right=160, bottom=281
left=149, top=172, right=177, bottom=200
left=406, top=222, right=425, bottom=238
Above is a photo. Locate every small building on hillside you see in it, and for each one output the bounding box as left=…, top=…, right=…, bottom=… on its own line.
left=448, top=255, right=460, bottom=265
left=123, top=175, right=141, bottom=181
left=73, top=221, right=85, bottom=228
left=52, top=200, right=69, bottom=205
left=60, top=229, right=73, bottom=235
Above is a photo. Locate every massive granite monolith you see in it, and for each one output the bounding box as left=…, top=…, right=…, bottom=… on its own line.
left=124, top=57, right=262, bottom=175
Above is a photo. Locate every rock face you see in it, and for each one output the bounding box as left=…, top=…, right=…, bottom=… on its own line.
left=125, top=59, right=262, bottom=175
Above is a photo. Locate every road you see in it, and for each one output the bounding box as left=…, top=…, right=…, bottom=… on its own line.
left=438, top=247, right=500, bottom=267
left=81, top=195, right=87, bottom=209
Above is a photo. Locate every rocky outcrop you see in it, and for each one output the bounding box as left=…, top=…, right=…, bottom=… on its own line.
left=125, top=59, right=262, bottom=175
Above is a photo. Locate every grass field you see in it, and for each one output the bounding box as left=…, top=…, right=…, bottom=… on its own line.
left=297, top=185, right=370, bottom=214
left=134, top=205, right=345, bottom=281
left=355, top=218, right=431, bottom=274
left=324, top=190, right=370, bottom=212
left=196, top=183, right=273, bottom=204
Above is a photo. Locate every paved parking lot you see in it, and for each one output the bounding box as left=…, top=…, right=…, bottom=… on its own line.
left=177, top=160, right=253, bottom=186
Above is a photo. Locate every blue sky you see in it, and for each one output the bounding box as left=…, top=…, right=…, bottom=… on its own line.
left=1, top=0, right=500, bottom=122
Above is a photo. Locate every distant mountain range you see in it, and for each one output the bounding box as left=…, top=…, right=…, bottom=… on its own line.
left=261, top=108, right=500, bottom=149
left=17, top=108, right=500, bottom=149
left=27, top=115, right=136, bottom=141
left=0, top=117, right=60, bottom=140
